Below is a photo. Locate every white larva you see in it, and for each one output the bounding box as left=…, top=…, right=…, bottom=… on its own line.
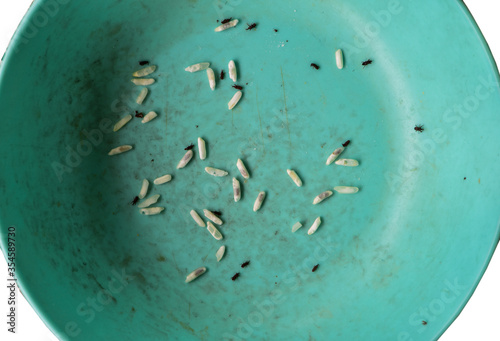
left=204, top=209, right=223, bottom=225
left=287, top=169, right=302, bottom=187
left=253, top=191, right=266, bottom=212
left=334, top=186, right=359, bottom=194
left=142, top=111, right=158, bottom=123
left=177, top=150, right=194, bottom=169
left=205, top=167, right=228, bottom=177
left=292, top=222, right=303, bottom=233
left=233, top=177, right=241, bottom=202
left=216, top=246, right=226, bottom=262
left=313, top=191, right=333, bottom=205
left=185, top=62, right=210, bottom=73
left=198, top=137, right=206, bottom=160
left=326, top=147, right=345, bottom=165
left=185, top=267, right=207, bottom=283
left=133, top=65, right=157, bottom=77
left=228, top=60, right=237, bottom=82
left=190, top=210, right=205, bottom=227
left=131, top=78, right=155, bottom=86
left=138, top=194, right=160, bottom=208
left=136, top=87, right=148, bottom=105
left=113, top=114, right=132, bottom=132
left=207, top=221, right=223, bottom=240
left=335, top=159, right=359, bottom=167
left=207, top=68, right=216, bottom=90
left=236, top=159, right=250, bottom=179
left=228, top=91, right=242, bottom=110
left=140, top=207, right=165, bottom=216
left=154, top=174, right=172, bottom=185
left=215, top=19, right=239, bottom=32
left=308, top=217, right=322, bottom=235
left=108, top=145, right=133, bottom=156
left=336, top=49, right=344, bottom=70
left=138, top=179, right=149, bottom=199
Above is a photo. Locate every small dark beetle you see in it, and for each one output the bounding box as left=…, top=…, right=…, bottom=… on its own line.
left=232, top=273, right=240, bottom=281
left=232, top=85, right=243, bottom=90
left=185, top=144, right=195, bottom=150
left=139, top=61, right=149, bottom=66
left=312, top=264, right=319, bottom=272
left=342, top=140, right=351, bottom=148
left=221, top=18, right=232, bottom=24
left=310, top=63, right=320, bottom=70
left=414, top=125, right=424, bottom=133
left=220, top=70, right=225, bottom=80
left=241, top=261, right=250, bottom=268
left=362, top=59, right=373, bottom=67
left=246, top=23, right=257, bottom=30
left=131, top=196, right=139, bottom=205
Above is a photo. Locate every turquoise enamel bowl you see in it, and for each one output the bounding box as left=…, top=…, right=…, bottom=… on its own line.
left=1, top=0, right=499, bottom=340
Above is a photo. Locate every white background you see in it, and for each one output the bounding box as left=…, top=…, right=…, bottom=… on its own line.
left=0, top=1, right=499, bottom=340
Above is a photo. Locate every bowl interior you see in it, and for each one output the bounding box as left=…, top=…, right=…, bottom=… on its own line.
left=1, top=0, right=500, bottom=340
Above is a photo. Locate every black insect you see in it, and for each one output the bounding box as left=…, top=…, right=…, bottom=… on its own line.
left=422, top=321, right=427, bottom=326
left=312, top=264, right=319, bottom=272
left=232, top=85, right=243, bottom=90
left=221, top=17, right=232, bottom=24
left=274, top=29, right=278, bottom=32
left=342, top=140, right=351, bottom=148
left=310, top=63, right=320, bottom=70
left=362, top=59, right=373, bottom=67
left=212, top=210, right=222, bottom=216
left=246, top=23, right=257, bottom=30
left=414, top=125, right=424, bottom=133
left=139, top=61, right=149, bottom=66
left=184, top=144, right=195, bottom=150
left=241, top=261, right=250, bottom=268
left=131, top=196, right=139, bottom=205
left=232, top=273, right=240, bottom=281
left=220, top=70, right=225, bottom=80
left=464, top=177, right=467, bottom=180
left=135, top=111, right=144, bottom=118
